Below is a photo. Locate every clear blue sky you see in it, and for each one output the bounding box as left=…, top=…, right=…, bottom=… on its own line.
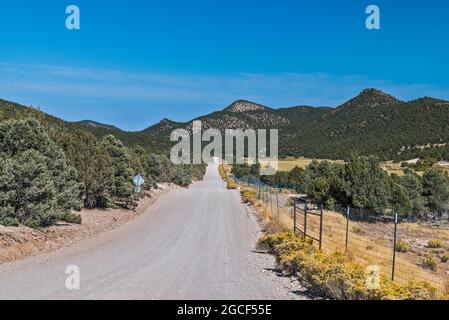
left=0, top=0, right=448, bottom=131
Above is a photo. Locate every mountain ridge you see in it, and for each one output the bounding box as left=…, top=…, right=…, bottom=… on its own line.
left=2, top=89, right=449, bottom=161
left=74, top=120, right=120, bottom=131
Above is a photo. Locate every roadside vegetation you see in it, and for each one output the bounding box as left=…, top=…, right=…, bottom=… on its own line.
left=233, top=155, right=449, bottom=221
left=219, top=164, right=238, bottom=189
left=258, top=233, right=448, bottom=300
left=231, top=160, right=449, bottom=299
left=0, top=117, right=206, bottom=228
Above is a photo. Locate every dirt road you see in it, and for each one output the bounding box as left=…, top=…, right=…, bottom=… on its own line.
left=0, top=164, right=304, bottom=300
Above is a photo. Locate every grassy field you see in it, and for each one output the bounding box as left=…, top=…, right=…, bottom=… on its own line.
left=278, top=158, right=439, bottom=176
left=379, top=161, right=407, bottom=176
left=277, top=157, right=344, bottom=172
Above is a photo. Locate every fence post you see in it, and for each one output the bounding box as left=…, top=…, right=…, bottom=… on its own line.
left=392, top=212, right=398, bottom=282
left=293, top=200, right=297, bottom=235
left=265, top=186, right=268, bottom=205
left=263, top=186, right=266, bottom=203
left=319, top=204, right=324, bottom=250
left=345, top=207, right=350, bottom=255
left=270, top=188, right=274, bottom=217
left=258, top=182, right=261, bottom=199
left=304, top=201, right=308, bottom=239
left=276, top=189, right=280, bottom=220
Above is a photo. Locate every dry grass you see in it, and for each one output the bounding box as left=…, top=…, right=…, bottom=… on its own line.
left=277, top=158, right=344, bottom=172
left=379, top=161, right=449, bottom=177
left=292, top=207, right=449, bottom=292
left=277, top=158, right=449, bottom=176
left=240, top=186, right=293, bottom=234
left=379, top=161, right=407, bottom=176
left=236, top=182, right=449, bottom=293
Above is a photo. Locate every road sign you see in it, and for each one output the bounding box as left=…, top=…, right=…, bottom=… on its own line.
left=133, top=175, right=145, bottom=187
left=133, top=175, right=145, bottom=194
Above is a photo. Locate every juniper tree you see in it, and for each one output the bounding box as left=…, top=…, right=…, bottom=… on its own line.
left=101, top=135, right=136, bottom=208
left=57, top=131, right=115, bottom=208
left=0, top=119, right=83, bottom=227
left=341, top=156, right=390, bottom=212
left=422, top=169, right=449, bottom=216
left=132, top=146, right=156, bottom=189
left=398, top=170, right=427, bottom=217
left=390, top=183, right=413, bottom=217
left=146, top=153, right=175, bottom=184
left=171, top=165, right=192, bottom=187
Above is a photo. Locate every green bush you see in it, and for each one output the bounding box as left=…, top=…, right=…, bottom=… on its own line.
left=101, top=135, right=136, bottom=209
left=0, top=217, right=19, bottom=227
left=440, top=254, right=449, bottom=263
left=56, top=131, right=114, bottom=209
left=58, top=213, right=82, bottom=224
left=0, top=119, right=83, bottom=228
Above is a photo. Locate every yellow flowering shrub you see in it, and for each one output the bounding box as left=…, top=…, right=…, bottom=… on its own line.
left=258, top=233, right=447, bottom=300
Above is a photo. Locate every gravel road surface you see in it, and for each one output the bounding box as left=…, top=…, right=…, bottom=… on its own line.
left=0, top=164, right=306, bottom=300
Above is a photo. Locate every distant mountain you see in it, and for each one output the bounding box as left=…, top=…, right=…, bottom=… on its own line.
left=142, top=100, right=289, bottom=136
left=223, top=100, right=270, bottom=113
left=2, top=89, right=449, bottom=161
left=74, top=120, right=120, bottom=131
left=336, top=88, right=403, bottom=113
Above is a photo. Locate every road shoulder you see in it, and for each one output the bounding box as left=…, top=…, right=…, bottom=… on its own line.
left=0, top=184, right=179, bottom=265
left=242, top=193, right=311, bottom=300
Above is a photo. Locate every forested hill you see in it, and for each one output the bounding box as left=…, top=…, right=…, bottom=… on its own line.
left=0, top=99, right=207, bottom=228
left=0, top=99, right=169, bottom=155
left=142, top=89, right=449, bottom=161
left=279, top=90, right=449, bottom=161
left=2, top=88, right=449, bottom=161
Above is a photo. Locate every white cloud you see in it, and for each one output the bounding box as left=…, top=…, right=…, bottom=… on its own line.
left=1, top=62, right=448, bottom=130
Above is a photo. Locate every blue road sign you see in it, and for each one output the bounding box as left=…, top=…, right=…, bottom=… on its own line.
left=133, top=175, right=145, bottom=187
